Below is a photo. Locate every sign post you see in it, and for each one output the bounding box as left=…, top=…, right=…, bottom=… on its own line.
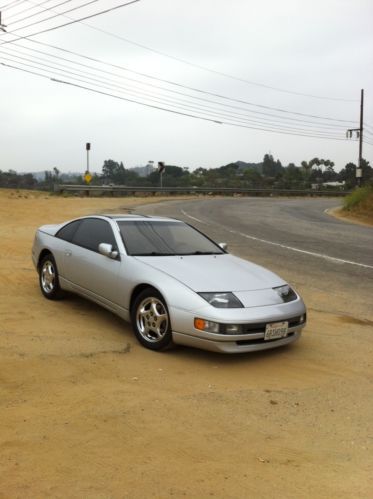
left=84, top=142, right=92, bottom=184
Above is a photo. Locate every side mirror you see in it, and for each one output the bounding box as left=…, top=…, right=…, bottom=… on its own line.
left=219, top=242, right=228, bottom=251
left=98, top=243, right=119, bottom=259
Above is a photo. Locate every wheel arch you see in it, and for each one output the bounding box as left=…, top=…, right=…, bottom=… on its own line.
left=37, top=249, right=53, bottom=270
left=130, top=283, right=162, bottom=313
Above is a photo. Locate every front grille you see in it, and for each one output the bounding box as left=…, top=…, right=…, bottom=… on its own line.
left=236, top=332, right=296, bottom=346
left=236, top=314, right=306, bottom=335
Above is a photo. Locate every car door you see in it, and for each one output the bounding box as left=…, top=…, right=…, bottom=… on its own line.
left=62, top=218, right=121, bottom=307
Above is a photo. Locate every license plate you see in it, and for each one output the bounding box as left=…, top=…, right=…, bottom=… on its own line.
left=264, top=321, right=288, bottom=340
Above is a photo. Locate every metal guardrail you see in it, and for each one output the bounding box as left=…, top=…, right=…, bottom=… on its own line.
left=55, top=184, right=351, bottom=197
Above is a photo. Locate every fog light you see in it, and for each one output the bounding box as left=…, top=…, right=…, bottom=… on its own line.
left=225, top=324, right=242, bottom=335
left=194, top=318, right=220, bottom=334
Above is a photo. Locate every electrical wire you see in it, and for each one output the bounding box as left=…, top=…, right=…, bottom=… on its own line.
left=0, top=32, right=358, bottom=126
left=0, top=51, right=348, bottom=137
left=0, top=0, right=140, bottom=41
left=10, top=0, right=77, bottom=25
left=0, top=43, right=350, bottom=131
left=5, top=0, right=64, bottom=20
left=9, top=0, right=102, bottom=30
left=5, top=0, right=359, bottom=103
left=0, top=60, right=356, bottom=142
left=0, top=44, right=352, bottom=134
left=0, top=0, right=27, bottom=10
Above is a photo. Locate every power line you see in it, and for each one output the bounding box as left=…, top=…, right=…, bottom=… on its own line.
left=0, top=60, right=356, bottom=142
left=6, top=38, right=347, bottom=130
left=5, top=0, right=63, bottom=20
left=9, top=0, right=101, bottom=29
left=0, top=0, right=27, bottom=10
left=0, top=50, right=348, bottom=137
left=71, top=28, right=359, bottom=103
left=6, top=0, right=359, bottom=103
left=0, top=33, right=358, bottom=126
left=0, top=0, right=140, bottom=41
left=0, top=43, right=351, bottom=133
left=9, top=0, right=77, bottom=25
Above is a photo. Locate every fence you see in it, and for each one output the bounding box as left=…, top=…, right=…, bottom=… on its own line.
left=55, top=184, right=350, bottom=197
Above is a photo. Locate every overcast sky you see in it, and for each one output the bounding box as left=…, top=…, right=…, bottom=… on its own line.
left=1, top=0, right=372, bottom=174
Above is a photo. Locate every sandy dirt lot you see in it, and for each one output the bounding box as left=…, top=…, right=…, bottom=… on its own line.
left=0, top=190, right=372, bottom=499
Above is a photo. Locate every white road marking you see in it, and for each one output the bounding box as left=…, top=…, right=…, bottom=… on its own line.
left=181, top=209, right=373, bottom=270
left=180, top=209, right=207, bottom=225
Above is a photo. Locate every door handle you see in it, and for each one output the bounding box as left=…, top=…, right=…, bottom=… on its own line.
left=65, top=250, right=72, bottom=257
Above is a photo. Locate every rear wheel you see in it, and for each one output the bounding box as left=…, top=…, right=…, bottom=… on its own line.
left=131, top=288, right=173, bottom=351
left=39, top=254, right=63, bottom=300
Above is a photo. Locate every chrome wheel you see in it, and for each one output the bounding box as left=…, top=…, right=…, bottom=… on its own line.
left=39, top=254, right=63, bottom=300
left=41, top=260, right=56, bottom=294
left=136, top=296, right=169, bottom=343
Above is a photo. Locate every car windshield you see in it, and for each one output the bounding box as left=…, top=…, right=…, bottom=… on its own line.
left=118, top=220, right=224, bottom=256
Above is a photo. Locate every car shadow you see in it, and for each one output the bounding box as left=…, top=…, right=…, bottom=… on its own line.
left=57, top=292, right=302, bottom=363
left=168, top=341, right=300, bottom=365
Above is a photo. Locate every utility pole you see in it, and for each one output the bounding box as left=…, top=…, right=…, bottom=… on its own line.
left=346, top=89, right=364, bottom=187
left=0, top=11, right=7, bottom=32
left=357, top=89, right=364, bottom=187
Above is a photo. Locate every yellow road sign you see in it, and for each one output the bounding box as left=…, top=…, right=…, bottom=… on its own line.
left=84, top=171, right=92, bottom=184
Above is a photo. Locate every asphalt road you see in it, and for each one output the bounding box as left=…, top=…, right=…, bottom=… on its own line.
left=136, top=197, right=373, bottom=321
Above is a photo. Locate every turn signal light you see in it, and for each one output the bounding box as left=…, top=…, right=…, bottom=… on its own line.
left=194, top=318, right=220, bottom=334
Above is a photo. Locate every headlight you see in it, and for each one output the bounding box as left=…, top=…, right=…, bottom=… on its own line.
left=198, top=292, right=243, bottom=308
left=273, top=285, right=297, bottom=303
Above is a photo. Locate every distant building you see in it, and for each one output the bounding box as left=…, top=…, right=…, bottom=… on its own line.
left=311, top=181, right=345, bottom=189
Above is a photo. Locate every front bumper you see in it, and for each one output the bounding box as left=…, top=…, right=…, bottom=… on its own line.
left=170, top=299, right=306, bottom=354
left=173, top=329, right=302, bottom=353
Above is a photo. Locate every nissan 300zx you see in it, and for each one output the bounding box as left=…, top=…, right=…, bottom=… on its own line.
left=32, top=214, right=307, bottom=353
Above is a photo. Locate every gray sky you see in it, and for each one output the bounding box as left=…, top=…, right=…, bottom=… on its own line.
left=1, top=0, right=372, bottom=174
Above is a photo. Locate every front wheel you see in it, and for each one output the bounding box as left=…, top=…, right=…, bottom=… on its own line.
left=131, top=288, right=173, bottom=351
left=39, top=254, right=63, bottom=300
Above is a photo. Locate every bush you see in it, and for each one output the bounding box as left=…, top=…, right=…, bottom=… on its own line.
left=343, top=184, right=373, bottom=212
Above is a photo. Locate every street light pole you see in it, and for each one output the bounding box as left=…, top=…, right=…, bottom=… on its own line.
left=84, top=143, right=92, bottom=187
left=86, top=142, right=91, bottom=173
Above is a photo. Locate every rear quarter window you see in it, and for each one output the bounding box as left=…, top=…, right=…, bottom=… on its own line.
left=56, top=220, right=81, bottom=242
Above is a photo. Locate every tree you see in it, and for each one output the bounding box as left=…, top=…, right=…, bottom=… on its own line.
left=338, top=159, right=373, bottom=189
left=262, top=154, right=283, bottom=177
left=280, top=163, right=305, bottom=188
left=102, top=159, right=124, bottom=183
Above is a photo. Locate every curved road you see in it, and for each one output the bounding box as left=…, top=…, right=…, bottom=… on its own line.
left=136, top=197, right=373, bottom=320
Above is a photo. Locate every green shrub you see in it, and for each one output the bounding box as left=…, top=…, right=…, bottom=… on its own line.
left=343, top=185, right=373, bottom=211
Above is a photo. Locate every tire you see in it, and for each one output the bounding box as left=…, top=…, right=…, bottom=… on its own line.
left=39, top=254, right=63, bottom=300
left=131, top=288, right=173, bottom=351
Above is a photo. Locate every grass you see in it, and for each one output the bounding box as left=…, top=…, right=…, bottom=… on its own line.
left=342, top=184, right=373, bottom=224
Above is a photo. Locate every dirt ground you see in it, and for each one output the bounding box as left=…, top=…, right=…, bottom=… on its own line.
left=0, top=190, right=372, bottom=499
left=327, top=206, right=373, bottom=227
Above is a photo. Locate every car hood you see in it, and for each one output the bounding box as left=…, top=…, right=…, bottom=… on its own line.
left=135, top=254, right=285, bottom=293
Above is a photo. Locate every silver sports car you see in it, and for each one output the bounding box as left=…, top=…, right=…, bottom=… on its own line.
left=32, top=214, right=306, bottom=353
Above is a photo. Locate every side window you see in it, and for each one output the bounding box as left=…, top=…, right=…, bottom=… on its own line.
left=72, top=219, right=117, bottom=253
left=56, top=220, right=81, bottom=242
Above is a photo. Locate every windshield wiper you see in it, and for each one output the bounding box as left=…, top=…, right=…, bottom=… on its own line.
left=132, top=252, right=175, bottom=256
left=182, top=251, right=222, bottom=255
